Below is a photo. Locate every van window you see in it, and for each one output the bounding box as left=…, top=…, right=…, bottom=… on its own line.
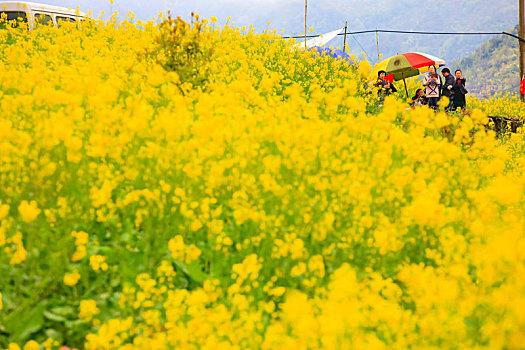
left=56, top=16, right=75, bottom=27
left=34, top=13, right=53, bottom=26
left=0, top=11, right=28, bottom=28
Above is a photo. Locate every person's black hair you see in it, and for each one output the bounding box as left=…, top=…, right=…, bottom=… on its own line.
left=455, top=69, right=462, bottom=74
left=412, top=88, right=423, bottom=100
left=428, top=65, right=436, bottom=70
left=441, top=68, right=450, bottom=74
left=378, top=70, right=386, bottom=77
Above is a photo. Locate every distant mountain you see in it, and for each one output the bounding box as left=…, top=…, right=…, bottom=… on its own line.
left=454, top=26, right=520, bottom=97
left=302, top=0, right=517, bottom=64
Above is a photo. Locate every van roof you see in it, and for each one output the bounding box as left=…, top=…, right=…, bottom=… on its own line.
left=0, top=1, right=86, bottom=17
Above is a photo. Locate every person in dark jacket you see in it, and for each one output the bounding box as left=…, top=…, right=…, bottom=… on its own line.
left=452, top=69, right=468, bottom=111
left=441, top=68, right=455, bottom=111
left=375, top=70, right=397, bottom=101
left=412, top=88, right=428, bottom=106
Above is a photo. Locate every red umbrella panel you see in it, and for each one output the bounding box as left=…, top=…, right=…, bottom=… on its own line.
left=373, top=52, right=446, bottom=83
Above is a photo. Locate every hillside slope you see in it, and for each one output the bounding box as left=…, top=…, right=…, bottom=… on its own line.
left=455, top=27, right=520, bottom=97
left=308, top=0, right=516, bottom=64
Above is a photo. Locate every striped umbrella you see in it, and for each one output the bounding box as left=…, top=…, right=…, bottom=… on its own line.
left=370, top=52, right=446, bottom=97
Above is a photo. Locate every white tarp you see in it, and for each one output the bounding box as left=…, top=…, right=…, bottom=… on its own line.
left=293, top=27, right=344, bottom=49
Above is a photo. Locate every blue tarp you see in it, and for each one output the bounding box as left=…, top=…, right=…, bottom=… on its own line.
left=308, top=46, right=353, bottom=62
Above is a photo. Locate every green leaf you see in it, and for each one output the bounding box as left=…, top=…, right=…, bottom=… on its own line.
left=43, top=311, right=67, bottom=322
left=5, top=301, right=46, bottom=343
left=0, top=292, right=16, bottom=309
left=120, top=250, right=144, bottom=282
left=120, top=233, right=131, bottom=243
left=64, top=319, right=84, bottom=328
left=50, top=306, right=75, bottom=316
left=173, top=260, right=209, bottom=285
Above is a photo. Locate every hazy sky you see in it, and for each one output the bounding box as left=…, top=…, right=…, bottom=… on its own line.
left=40, top=0, right=518, bottom=34
left=42, top=0, right=305, bottom=29
left=37, top=0, right=518, bottom=63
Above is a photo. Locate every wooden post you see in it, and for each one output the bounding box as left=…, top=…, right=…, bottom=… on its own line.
left=402, top=72, right=409, bottom=98
left=343, top=21, right=348, bottom=53
left=518, top=0, right=525, bottom=102
left=376, top=28, right=380, bottom=62
left=304, top=0, right=307, bottom=51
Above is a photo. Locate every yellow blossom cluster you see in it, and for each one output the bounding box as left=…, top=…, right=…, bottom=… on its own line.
left=468, top=92, right=525, bottom=121
left=79, top=300, right=100, bottom=322
left=90, top=255, right=109, bottom=272
left=17, top=200, right=41, bottom=224
left=64, top=270, right=81, bottom=287
left=71, top=230, right=89, bottom=262
left=0, top=11, right=524, bottom=350
left=2, top=231, right=27, bottom=265
left=168, top=235, right=202, bottom=264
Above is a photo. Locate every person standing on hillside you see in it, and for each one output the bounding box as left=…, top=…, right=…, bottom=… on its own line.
left=452, top=69, right=468, bottom=111
left=441, top=68, right=455, bottom=111
left=423, top=65, right=441, bottom=110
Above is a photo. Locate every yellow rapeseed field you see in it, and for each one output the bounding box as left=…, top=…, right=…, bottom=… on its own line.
left=469, top=92, right=525, bottom=120
left=0, top=12, right=524, bottom=350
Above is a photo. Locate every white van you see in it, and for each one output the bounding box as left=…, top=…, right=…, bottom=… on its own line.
left=0, top=1, right=86, bottom=29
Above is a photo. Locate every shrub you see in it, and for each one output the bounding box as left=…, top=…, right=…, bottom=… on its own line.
left=145, top=12, right=212, bottom=90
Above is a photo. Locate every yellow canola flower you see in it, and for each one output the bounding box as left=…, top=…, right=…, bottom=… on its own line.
left=79, top=299, right=100, bottom=321
left=71, top=230, right=89, bottom=261
left=72, top=245, right=87, bottom=262
left=168, top=235, right=202, bottom=264
left=17, top=201, right=41, bottom=223
left=90, top=255, right=109, bottom=272
left=64, top=270, right=81, bottom=286
left=72, top=231, right=89, bottom=245
left=22, top=341, right=39, bottom=350
left=0, top=202, right=9, bottom=220
left=7, top=232, right=27, bottom=265
left=485, top=175, right=523, bottom=206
